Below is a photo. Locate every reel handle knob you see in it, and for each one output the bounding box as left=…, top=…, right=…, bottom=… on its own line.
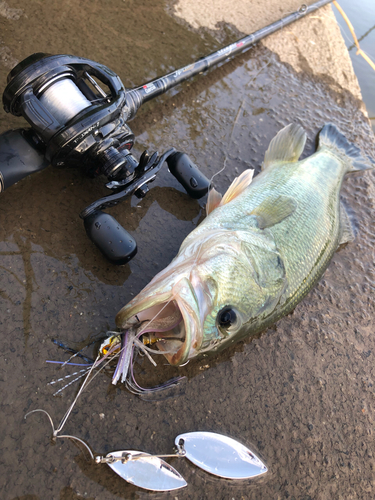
left=83, top=211, right=137, bottom=265
left=166, top=152, right=210, bottom=199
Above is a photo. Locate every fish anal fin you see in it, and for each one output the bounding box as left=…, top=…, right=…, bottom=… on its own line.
left=220, top=169, right=254, bottom=205
left=206, top=187, right=223, bottom=216
left=263, top=123, right=307, bottom=170
left=251, top=195, right=296, bottom=229
left=337, top=201, right=354, bottom=249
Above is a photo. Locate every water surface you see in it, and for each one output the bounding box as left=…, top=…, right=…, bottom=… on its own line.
left=333, top=0, right=375, bottom=131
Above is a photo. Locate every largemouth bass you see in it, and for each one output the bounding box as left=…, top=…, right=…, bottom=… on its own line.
left=116, top=123, right=374, bottom=368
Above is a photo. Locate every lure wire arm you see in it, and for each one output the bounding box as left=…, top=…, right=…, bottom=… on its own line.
left=24, top=409, right=95, bottom=460
left=24, top=355, right=101, bottom=462
left=94, top=441, right=187, bottom=465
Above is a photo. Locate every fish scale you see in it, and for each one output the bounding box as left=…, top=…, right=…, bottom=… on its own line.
left=259, top=155, right=344, bottom=307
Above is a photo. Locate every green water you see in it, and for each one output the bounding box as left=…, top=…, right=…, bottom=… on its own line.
left=333, top=0, right=375, bottom=131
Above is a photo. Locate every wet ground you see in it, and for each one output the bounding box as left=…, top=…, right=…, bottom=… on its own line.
left=1, top=1, right=375, bottom=499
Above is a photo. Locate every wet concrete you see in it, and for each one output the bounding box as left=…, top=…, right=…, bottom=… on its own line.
left=0, top=1, right=375, bottom=499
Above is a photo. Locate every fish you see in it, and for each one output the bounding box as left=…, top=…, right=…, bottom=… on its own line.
left=115, top=123, right=374, bottom=369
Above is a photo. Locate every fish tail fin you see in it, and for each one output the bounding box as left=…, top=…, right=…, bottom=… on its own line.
left=318, top=123, right=374, bottom=173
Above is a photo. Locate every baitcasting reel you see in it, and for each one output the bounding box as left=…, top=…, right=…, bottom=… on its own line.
left=1, top=53, right=210, bottom=264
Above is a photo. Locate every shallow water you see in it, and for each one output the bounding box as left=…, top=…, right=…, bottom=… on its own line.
left=333, top=0, right=375, bottom=131
left=0, top=1, right=375, bottom=499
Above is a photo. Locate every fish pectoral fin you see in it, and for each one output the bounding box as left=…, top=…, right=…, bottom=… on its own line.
left=262, top=123, right=307, bottom=170
left=219, top=169, right=254, bottom=206
left=206, top=170, right=254, bottom=215
left=338, top=201, right=355, bottom=248
left=250, top=195, right=296, bottom=229
left=206, top=187, right=223, bottom=215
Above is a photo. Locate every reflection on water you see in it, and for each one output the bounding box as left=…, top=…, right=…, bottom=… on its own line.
left=0, top=2, right=375, bottom=500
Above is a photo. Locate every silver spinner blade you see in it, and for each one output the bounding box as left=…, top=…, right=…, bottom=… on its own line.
left=175, top=432, right=267, bottom=479
left=106, top=450, right=187, bottom=491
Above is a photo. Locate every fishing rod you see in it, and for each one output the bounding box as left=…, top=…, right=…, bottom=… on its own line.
left=0, top=0, right=331, bottom=264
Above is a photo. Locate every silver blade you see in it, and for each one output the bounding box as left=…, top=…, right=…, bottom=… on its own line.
left=175, top=432, right=267, bottom=479
left=106, top=450, right=187, bottom=491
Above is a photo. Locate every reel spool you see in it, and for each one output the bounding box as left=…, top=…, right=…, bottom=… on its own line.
left=1, top=53, right=210, bottom=264
left=3, top=53, right=135, bottom=176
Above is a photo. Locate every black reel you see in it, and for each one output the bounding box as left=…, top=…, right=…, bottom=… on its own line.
left=1, top=53, right=210, bottom=264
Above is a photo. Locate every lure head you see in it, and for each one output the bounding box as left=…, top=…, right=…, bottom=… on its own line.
left=99, top=335, right=122, bottom=357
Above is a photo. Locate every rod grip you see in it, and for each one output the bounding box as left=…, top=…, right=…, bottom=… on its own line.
left=0, top=128, right=48, bottom=191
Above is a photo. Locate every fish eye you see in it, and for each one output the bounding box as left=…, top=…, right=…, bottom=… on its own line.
left=218, top=307, right=237, bottom=328
left=216, top=307, right=242, bottom=336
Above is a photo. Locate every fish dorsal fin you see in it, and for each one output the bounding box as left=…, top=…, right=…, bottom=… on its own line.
left=220, top=169, right=254, bottom=205
left=250, top=195, right=296, bottom=229
left=262, top=123, right=307, bottom=170
left=206, top=187, right=223, bottom=216
left=338, top=201, right=354, bottom=248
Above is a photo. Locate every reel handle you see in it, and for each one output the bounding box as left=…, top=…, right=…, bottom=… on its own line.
left=83, top=211, right=137, bottom=265
left=82, top=149, right=209, bottom=264
left=167, top=152, right=210, bottom=199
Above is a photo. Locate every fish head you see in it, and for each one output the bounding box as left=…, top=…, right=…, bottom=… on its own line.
left=116, top=229, right=286, bottom=365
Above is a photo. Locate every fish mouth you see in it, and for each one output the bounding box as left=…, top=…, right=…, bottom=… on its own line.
left=115, top=278, right=200, bottom=366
